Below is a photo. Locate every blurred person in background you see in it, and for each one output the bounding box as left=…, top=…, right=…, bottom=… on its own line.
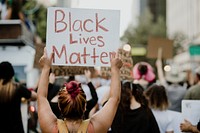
left=156, top=58, right=187, bottom=112
left=4, top=0, right=24, bottom=21
left=144, top=84, right=174, bottom=133
left=110, top=81, right=160, bottom=133
left=37, top=48, right=123, bottom=133
left=132, top=62, right=156, bottom=90
left=184, top=66, right=200, bottom=100
left=0, top=61, right=37, bottom=133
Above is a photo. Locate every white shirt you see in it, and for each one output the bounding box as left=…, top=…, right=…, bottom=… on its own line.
left=152, top=109, right=174, bottom=133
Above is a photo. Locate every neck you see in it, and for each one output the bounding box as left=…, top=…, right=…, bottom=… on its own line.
left=64, top=119, right=83, bottom=132
left=130, top=96, right=141, bottom=110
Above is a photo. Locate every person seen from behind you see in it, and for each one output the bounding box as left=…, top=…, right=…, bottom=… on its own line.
left=37, top=48, right=123, bottom=133
left=0, top=61, right=37, bottom=133
left=110, top=81, right=160, bottom=133
left=144, top=84, right=174, bottom=133
left=133, top=62, right=156, bottom=90
left=184, top=66, right=200, bottom=99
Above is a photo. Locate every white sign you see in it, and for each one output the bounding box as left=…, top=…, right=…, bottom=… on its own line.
left=46, top=7, right=120, bottom=66
left=182, top=100, right=200, bottom=125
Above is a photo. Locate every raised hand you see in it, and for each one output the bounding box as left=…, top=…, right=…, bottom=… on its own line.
left=39, top=47, right=54, bottom=69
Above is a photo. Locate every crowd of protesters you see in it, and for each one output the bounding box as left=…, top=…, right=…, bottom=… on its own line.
left=1, top=46, right=200, bottom=133
left=1, top=1, right=200, bottom=132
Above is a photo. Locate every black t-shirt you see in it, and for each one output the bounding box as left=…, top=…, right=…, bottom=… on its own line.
left=0, top=84, right=31, bottom=133
left=111, top=105, right=160, bottom=133
left=197, top=120, right=200, bottom=131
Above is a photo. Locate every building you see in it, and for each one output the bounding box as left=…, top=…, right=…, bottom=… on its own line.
left=167, top=0, right=200, bottom=70
left=167, top=0, right=200, bottom=40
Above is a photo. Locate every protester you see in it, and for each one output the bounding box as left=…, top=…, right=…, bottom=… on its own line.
left=37, top=48, right=123, bottom=133
left=0, top=61, right=37, bottom=133
left=133, top=62, right=156, bottom=90
left=144, top=84, right=174, bottom=133
left=180, top=119, right=200, bottom=133
left=184, top=66, right=200, bottom=99
left=47, top=69, right=98, bottom=119
left=110, top=81, right=160, bottom=133
left=4, top=0, right=25, bottom=21
left=156, top=58, right=187, bottom=112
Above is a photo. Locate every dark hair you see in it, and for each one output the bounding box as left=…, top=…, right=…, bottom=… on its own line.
left=0, top=61, right=14, bottom=85
left=144, top=84, right=169, bottom=110
left=120, top=81, right=147, bottom=109
left=7, top=0, right=23, bottom=19
left=58, top=81, right=86, bottom=120
left=138, top=64, right=148, bottom=75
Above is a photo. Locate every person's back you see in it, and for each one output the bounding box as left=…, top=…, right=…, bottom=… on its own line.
left=184, top=68, right=200, bottom=100
left=111, top=82, right=160, bottom=133
left=0, top=84, right=31, bottom=132
left=184, top=83, right=200, bottom=99
left=37, top=48, right=123, bottom=133
left=166, top=83, right=187, bottom=112
left=144, top=84, right=174, bottom=133
left=112, top=105, right=159, bottom=133
left=0, top=61, right=37, bottom=133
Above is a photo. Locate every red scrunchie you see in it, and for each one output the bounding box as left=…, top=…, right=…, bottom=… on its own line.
left=64, top=81, right=81, bottom=99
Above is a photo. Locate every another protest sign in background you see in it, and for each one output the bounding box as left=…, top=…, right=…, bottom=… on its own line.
left=101, top=48, right=133, bottom=80
left=147, top=37, right=173, bottom=59
left=182, top=100, right=200, bottom=125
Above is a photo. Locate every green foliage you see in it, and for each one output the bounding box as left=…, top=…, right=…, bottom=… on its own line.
left=121, top=8, right=166, bottom=47
left=121, top=8, right=166, bottom=67
left=23, top=1, right=47, bottom=42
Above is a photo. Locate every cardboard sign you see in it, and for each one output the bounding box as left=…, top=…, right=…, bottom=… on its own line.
left=34, top=41, right=45, bottom=68
left=52, top=66, right=94, bottom=76
left=182, top=100, right=200, bottom=125
left=46, top=7, right=120, bottom=67
left=101, top=49, right=133, bottom=80
left=147, top=37, right=173, bottom=59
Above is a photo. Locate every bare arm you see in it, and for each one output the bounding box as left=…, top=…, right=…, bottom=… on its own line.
left=180, top=119, right=200, bottom=133
left=37, top=48, right=57, bottom=133
left=30, top=91, right=37, bottom=101
left=90, top=57, right=123, bottom=133
left=155, top=48, right=166, bottom=85
left=156, top=59, right=166, bottom=85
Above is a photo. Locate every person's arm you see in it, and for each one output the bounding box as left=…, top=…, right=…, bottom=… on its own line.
left=37, top=48, right=57, bottom=133
left=85, top=70, right=98, bottom=109
left=5, top=7, right=12, bottom=19
left=90, top=57, right=123, bottom=133
left=156, top=58, right=166, bottom=86
left=84, top=69, right=98, bottom=119
left=30, top=91, right=37, bottom=101
left=180, top=119, right=200, bottom=133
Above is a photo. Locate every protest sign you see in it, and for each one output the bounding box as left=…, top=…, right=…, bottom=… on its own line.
left=182, top=100, right=200, bottom=125
left=52, top=66, right=94, bottom=76
left=101, top=48, right=133, bottom=80
left=147, top=37, right=173, bottom=59
left=46, top=7, right=120, bottom=67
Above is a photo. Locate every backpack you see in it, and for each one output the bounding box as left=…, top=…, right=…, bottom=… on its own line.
left=57, top=119, right=90, bottom=133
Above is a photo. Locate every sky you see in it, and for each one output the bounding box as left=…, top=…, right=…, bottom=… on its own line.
left=76, top=0, right=134, bottom=37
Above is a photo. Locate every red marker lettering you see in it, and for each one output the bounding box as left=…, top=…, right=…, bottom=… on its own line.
left=55, top=10, right=67, bottom=33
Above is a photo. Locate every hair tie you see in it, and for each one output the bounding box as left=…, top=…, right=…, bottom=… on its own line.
left=64, top=81, right=81, bottom=99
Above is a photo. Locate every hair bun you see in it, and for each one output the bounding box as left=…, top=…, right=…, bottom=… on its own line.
left=64, top=81, right=81, bottom=98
